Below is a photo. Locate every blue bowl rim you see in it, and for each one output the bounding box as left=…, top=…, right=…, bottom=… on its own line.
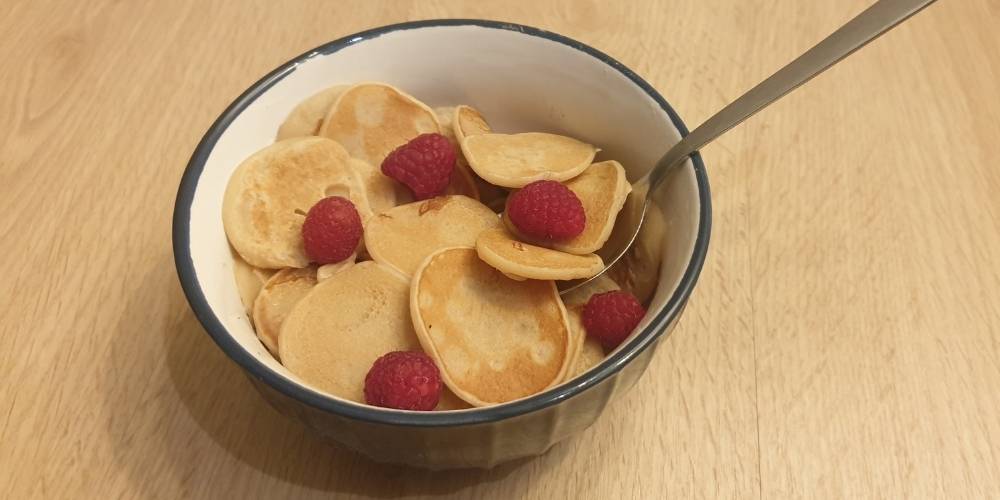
left=172, top=18, right=712, bottom=427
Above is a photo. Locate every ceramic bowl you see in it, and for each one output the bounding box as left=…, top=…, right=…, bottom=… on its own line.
left=172, top=19, right=711, bottom=469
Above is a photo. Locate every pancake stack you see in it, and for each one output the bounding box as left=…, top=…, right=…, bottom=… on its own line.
left=220, top=82, right=658, bottom=410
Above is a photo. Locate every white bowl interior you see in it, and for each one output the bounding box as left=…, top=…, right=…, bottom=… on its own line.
left=185, top=24, right=701, bottom=408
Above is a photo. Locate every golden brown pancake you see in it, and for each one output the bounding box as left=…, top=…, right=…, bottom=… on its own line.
left=222, top=137, right=372, bottom=268
left=433, top=106, right=481, bottom=200
left=318, top=82, right=440, bottom=167
left=252, top=266, right=317, bottom=358
left=559, top=274, right=619, bottom=381
left=316, top=252, right=356, bottom=282
left=461, top=132, right=597, bottom=188
left=453, top=105, right=492, bottom=143
left=475, top=228, right=604, bottom=280
left=276, top=85, right=350, bottom=140
left=572, top=338, right=606, bottom=378
left=231, top=246, right=276, bottom=316
left=347, top=157, right=398, bottom=215
left=364, top=195, right=501, bottom=277
left=410, top=247, right=572, bottom=406
left=434, top=106, right=459, bottom=144
left=443, top=105, right=507, bottom=206
left=279, top=261, right=421, bottom=404
left=562, top=273, right=621, bottom=308
left=505, top=160, right=631, bottom=255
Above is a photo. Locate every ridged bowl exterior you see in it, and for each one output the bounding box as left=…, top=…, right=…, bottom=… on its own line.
left=249, top=314, right=676, bottom=469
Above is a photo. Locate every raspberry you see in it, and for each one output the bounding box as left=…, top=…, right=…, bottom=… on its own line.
left=582, top=291, right=646, bottom=351
left=507, top=180, right=585, bottom=241
left=381, top=133, right=455, bottom=200
left=301, top=196, right=362, bottom=264
left=364, top=351, right=442, bottom=411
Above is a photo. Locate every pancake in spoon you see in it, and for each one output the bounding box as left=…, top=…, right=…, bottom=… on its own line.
left=222, top=137, right=372, bottom=268
left=252, top=266, right=317, bottom=358
left=364, top=195, right=501, bottom=277
left=461, top=132, right=597, bottom=188
left=279, top=261, right=421, bottom=404
left=318, top=82, right=440, bottom=167
left=475, top=227, right=604, bottom=281
left=276, top=84, right=350, bottom=140
left=607, top=199, right=665, bottom=304
left=505, top=160, right=631, bottom=255
left=410, top=247, right=572, bottom=406
left=559, top=274, right=619, bottom=381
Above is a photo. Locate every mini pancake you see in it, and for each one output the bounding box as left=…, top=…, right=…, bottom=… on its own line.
left=279, top=261, right=421, bottom=404
left=316, top=252, right=356, bottom=282
left=505, top=160, right=631, bottom=255
left=453, top=105, right=492, bottom=143
left=347, top=157, right=398, bottom=215
left=572, top=338, right=606, bottom=378
left=434, top=106, right=459, bottom=144
left=433, top=106, right=481, bottom=200
left=222, top=137, right=372, bottom=268
left=276, top=84, right=350, bottom=140
left=410, top=247, right=572, bottom=406
left=561, top=273, right=621, bottom=308
left=607, top=200, right=665, bottom=304
left=318, top=82, right=440, bottom=166
left=446, top=105, right=507, bottom=206
left=231, top=246, right=276, bottom=316
left=475, top=228, right=604, bottom=281
left=252, top=266, right=317, bottom=358
left=559, top=274, right=619, bottom=381
left=461, top=132, right=597, bottom=188
left=364, top=195, right=501, bottom=277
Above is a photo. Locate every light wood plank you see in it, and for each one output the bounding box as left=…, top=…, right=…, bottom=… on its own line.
left=1, top=0, right=997, bottom=498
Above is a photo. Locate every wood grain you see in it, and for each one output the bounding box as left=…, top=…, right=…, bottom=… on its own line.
left=1, top=0, right=998, bottom=498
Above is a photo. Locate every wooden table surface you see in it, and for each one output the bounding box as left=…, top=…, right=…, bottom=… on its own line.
left=3, top=0, right=999, bottom=498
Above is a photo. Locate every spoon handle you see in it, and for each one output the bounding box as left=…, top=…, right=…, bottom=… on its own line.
left=646, top=0, right=938, bottom=191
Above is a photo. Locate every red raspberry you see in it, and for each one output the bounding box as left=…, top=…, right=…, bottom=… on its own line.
left=582, top=291, right=646, bottom=351
left=301, top=196, right=362, bottom=264
left=381, top=133, right=455, bottom=200
left=507, top=180, right=585, bottom=241
left=364, top=351, right=442, bottom=411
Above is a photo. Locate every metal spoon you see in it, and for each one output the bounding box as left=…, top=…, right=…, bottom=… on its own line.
left=561, top=0, right=938, bottom=296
